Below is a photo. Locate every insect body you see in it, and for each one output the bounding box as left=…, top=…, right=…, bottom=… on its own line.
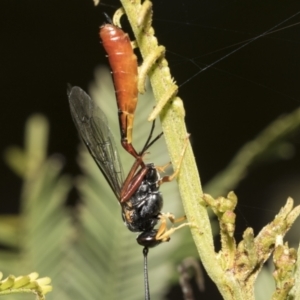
left=100, top=23, right=139, bottom=160
left=123, top=162, right=164, bottom=247
left=68, top=86, right=178, bottom=248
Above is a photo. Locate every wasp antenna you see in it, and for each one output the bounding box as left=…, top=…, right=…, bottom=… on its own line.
left=143, top=247, right=150, bottom=300
left=103, top=12, right=113, bottom=24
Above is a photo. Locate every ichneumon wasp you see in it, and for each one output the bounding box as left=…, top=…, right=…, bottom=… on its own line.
left=68, top=86, right=189, bottom=247
left=68, top=15, right=190, bottom=300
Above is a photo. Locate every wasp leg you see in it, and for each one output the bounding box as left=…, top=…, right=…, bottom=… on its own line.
left=155, top=212, right=190, bottom=242
left=155, top=161, right=171, bottom=173
left=168, top=214, right=187, bottom=224
left=159, top=134, right=190, bottom=185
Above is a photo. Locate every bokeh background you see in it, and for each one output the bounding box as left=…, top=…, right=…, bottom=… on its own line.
left=1, top=0, right=300, bottom=299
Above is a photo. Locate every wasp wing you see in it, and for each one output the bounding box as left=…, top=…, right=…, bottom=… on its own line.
left=68, top=86, right=124, bottom=199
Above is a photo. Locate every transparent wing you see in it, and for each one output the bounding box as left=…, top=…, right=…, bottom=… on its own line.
left=68, top=86, right=124, bottom=199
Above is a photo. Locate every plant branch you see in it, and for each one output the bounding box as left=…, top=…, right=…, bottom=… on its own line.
left=118, top=1, right=239, bottom=299
left=114, top=1, right=300, bottom=299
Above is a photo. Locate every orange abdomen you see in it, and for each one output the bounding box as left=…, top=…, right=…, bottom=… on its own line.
left=100, top=24, right=138, bottom=146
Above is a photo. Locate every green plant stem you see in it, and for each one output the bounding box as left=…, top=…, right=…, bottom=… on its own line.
left=119, top=1, right=244, bottom=299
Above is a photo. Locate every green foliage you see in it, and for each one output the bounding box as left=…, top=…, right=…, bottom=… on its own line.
left=0, top=272, right=51, bottom=300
